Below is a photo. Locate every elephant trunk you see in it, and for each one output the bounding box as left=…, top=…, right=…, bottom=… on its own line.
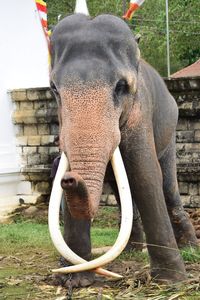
left=61, top=171, right=90, bottom=219
left=61, top=148, right=107, bottom=219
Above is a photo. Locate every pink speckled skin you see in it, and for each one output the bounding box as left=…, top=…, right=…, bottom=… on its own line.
left=59, top=83, right=121, bottom=219
left=50, top=14, right=197, bottom=287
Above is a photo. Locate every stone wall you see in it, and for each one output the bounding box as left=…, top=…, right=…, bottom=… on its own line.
left=166, top=77, right=200, bottom=207
left=11, top=88, right=59, bottom=204
left=11, top=77, right=200, bottom=207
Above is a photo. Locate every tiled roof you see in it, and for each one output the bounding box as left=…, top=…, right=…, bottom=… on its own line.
left=171, top=59, right=200, bottom=78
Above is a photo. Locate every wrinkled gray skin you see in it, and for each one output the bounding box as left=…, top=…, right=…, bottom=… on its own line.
left=50, top=14, right=198, bottom=287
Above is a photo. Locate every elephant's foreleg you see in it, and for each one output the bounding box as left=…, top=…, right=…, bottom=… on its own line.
left=55, top=197, right=95, bottom=287
left=122, top=131, right=186, bottom=282
left=159, top=135, right=198, bottom=248
left=63, top=197, right=91, bottom=260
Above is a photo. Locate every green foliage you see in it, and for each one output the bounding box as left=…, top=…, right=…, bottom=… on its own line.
left=46, top=0, right=200, bottom=77
left=47, top=0, right=124, bottom=26
left=167, top=0, right=200, bottom=74
left=132, top=0, right=200, bottom=76
left=47, top=0, right=74, bottom=27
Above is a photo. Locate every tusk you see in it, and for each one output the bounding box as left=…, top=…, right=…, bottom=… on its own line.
left=49, top=147, right=133, bottom=275
left=48, top=152, right=122, bottom=278
left=74, top=0, right=89, bottom=16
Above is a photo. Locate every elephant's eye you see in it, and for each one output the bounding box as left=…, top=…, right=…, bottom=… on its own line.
left=114, top=79, right=129, bottom=97
left=50, top=82, right=61, bottom=105
left=50, top=82, right=58, bottom=95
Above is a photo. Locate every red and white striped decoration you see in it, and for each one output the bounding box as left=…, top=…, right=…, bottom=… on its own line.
left=35, top=0, right=50, bottom=52
left=123, top=0, right=145, bottom=20
left=35, top=0, right=48, bottom=37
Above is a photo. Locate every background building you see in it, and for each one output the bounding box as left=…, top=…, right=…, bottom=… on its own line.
left=0, top=0, right=49, bottom=221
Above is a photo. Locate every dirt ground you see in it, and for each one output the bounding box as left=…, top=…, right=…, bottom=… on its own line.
left=186, top=208, right=200, bottom=239
left=0, top=249, right=200, bottom=300
left=0, top=207, right=200, bottom=299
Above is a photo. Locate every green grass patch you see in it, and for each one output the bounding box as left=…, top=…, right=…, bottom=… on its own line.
left=119, top=249, right=149, bottom=263
left=0, top=222, right=52, bottom=255
left=92, top=206, right=119, bottom=228
left=0, top=220, right=118, bottom=256
left=91, top=227, right=118, bottom=247
left=181, top=246, right=200, bottom=263
left=0, top=282, right=39, bottom=300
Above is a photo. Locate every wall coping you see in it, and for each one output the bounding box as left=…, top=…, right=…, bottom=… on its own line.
left=164, top=76, right=200, bottom=92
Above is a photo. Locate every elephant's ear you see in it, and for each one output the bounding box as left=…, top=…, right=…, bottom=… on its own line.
left=135, top=33, right=141, bottom=44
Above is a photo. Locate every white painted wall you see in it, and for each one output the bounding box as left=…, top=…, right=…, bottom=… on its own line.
left=0, top=0, right=49, bottom=198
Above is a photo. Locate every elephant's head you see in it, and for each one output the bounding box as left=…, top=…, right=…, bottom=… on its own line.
left=50, top=14, right=140, bottom=220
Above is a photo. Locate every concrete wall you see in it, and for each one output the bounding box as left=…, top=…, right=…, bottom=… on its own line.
left=11, top=77, right=200, bottom=207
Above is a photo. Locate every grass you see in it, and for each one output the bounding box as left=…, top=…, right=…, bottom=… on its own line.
left=1, top=217, right=200, bottom=263
left=119, top=249, right=148, bottom=262
left=0, top=219, right=118, bottom=256
left=1, top=206, right=200, bottom=258
left=91, top=227, right=118, bottom=247
left=181, top=246, right=200, bottom=263
left=93, top=206, right=119, bottom=228
left=0, top=222, right=52, bottom=255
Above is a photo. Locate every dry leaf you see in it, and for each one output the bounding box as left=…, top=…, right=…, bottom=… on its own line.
left=7, top=278, right=22, bottom=286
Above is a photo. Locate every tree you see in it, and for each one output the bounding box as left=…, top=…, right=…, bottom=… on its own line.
left=47, top=0, right=200, bottom=77
left=47, top=0, right=73, bottom=26
left=47, top=0, right=124, bottom=25
left=129, top=0, right=200, bottom=76
left=169, top=0, right=200, bottom=73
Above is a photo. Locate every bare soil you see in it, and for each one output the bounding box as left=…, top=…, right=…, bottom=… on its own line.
left=0, top=249, right=200, bottom=299
left=186, top=208, right=200, bottom=239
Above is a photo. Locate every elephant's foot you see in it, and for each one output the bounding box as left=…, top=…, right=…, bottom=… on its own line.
left=151, top=267, right=187, bottom=284
left=169, top=207, right=198, bottom=248
left=53, top=271, right=95, bottom=288
left=125, top=218, right=144, bottom=251
left=52, top=257, right=95, bottom=288
left=150, top=253, right=187, bottom=283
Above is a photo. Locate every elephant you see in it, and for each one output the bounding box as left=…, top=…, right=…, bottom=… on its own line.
left=49, top=13, right=198, bottom=287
